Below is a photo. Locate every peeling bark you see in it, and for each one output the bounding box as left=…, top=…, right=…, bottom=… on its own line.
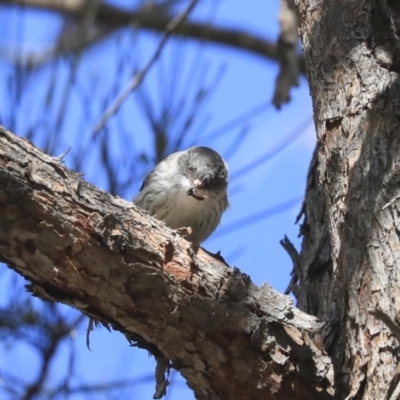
left=0, top=128, right=334, bottom=399
left=295, top=0, right=400, bottom=398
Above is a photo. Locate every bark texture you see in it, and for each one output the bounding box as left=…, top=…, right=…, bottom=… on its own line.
left=294, top=0, right=400, bottom=398
left=0, top=128, right=334, bottom=399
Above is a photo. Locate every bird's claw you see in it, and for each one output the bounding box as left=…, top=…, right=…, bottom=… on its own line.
left=176, top=226, right=193, bottom=238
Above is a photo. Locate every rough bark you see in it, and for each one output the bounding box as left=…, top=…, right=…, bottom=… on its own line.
left=293, top=0, right=400, bottom=398
left=0, top=127, right=334, bottom=399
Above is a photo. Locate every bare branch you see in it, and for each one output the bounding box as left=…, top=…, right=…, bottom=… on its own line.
left=93, top=0, right=199, bottom=133
left=2, top=0, right=306, bottom=72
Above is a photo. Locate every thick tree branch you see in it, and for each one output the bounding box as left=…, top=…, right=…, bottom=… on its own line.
left=0, top=126, right=334, bottom=399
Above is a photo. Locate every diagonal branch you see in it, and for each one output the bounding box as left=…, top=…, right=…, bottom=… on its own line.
left=0, top=126, right=333, bottom=400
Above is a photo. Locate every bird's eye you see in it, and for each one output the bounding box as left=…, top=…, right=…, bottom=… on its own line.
left=187, top=164, right=193, bottom=173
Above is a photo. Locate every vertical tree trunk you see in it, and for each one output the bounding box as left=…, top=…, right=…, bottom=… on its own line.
left=295, top=0, right=400, bottom=398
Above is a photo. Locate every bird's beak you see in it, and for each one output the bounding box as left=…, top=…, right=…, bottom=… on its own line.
left=187, top=179, right=208, bottom=201
left=193, top=178, right=202, bottom=188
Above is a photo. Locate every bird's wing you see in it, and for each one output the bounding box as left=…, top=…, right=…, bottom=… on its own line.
left=138, top=150, right=184, bottom=192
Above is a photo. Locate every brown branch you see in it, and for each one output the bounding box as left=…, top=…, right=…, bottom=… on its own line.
left=0, top=126, right=333, bottom=399
left=3, top=0, right=306, bottom=72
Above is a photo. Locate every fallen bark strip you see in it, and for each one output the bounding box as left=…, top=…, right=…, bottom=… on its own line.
left=0, top=126, right=334, bottom=399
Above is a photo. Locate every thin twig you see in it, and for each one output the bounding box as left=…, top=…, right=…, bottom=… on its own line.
left=86, top=317, right=94, bottom=350
left=280, top=235, right=301, bottom=294
left=93, top=0, right=199, bottom=134
left=213, top=195, right=303, bottom=238
left=55, top=146, right=71, bottom=163
left=229, top=117, right=312, bottom=181
left=383, top=194, right=400, bottom=210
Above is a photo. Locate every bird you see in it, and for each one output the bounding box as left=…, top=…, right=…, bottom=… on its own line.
left=133, top=146, right=229, bottom=243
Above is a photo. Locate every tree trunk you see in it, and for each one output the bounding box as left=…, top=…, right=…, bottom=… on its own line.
left=294, top=0, right=400, bottom=398
left=0, top=128, right=334, bottom=399
left=3, top=0, right=400, bottom=398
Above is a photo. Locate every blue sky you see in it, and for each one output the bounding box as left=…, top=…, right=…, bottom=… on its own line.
left=0, top=1, right=315, bottom=399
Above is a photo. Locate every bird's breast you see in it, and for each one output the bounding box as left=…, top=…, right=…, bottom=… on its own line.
left=157, top=188, right=210, bottom=230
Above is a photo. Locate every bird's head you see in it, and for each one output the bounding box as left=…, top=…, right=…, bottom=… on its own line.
left=180, top=147, right=228, bottom=201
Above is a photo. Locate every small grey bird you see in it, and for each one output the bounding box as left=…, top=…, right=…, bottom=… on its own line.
left=134, top=146, right=229, bottom=243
